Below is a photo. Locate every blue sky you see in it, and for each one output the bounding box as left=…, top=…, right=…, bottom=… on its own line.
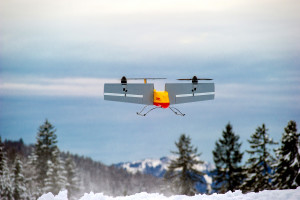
left=0, top=0, right=300, bottom=165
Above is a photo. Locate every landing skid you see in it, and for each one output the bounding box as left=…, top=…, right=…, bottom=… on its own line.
left=169, top=107, right=185, bottom=116
left=136, top=105, right=162, bottom=116
left=136, top=105, right=185, bottom=116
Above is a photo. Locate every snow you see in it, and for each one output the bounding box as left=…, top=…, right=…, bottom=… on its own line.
left=38, top=190, right=68, bottom=200
left=38, top=188, right=300, bottom=200
left=203, top=174, right=212, bottom=192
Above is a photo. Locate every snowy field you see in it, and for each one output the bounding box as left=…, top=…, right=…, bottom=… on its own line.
left=39, top=188, right=300, bottom=200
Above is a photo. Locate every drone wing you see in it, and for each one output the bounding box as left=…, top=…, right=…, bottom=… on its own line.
left=165, top=83, right=215, bottom=105
left=104, top=83, right=154, bottom=105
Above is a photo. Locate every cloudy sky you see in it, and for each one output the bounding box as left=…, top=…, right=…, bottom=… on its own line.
left=0, top=0, right=299, bottom=164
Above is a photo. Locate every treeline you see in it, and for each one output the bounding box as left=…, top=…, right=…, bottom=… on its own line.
left=163, top=120, right=300, bottom=195
left=1, top=120, right=299, bottom=199
left=0, top=120, right=168, bottom=200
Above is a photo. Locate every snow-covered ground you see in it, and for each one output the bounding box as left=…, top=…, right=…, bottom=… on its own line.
left=39, top=188, right=300, bottom=200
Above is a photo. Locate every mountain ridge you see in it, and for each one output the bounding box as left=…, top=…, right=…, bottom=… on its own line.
left=114, top=156, right=215, bottom=177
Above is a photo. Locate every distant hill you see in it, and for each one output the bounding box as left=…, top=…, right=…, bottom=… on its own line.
left=114, top=157, right=170, bottom=178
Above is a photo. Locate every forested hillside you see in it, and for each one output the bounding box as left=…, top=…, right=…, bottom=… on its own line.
left=2, top=138, right=169, bottom=199
left=0, top=120, right=171, bottom=200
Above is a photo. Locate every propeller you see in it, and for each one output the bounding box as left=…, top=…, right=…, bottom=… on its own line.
left=121, top=76, right=166, bottom=84
left=127, top=78, right=166, bottom=80
left=177, top=76, right=212, bottom=81
left=177, top=76, right=213, bottom=84
left=129, top=78, right=166, bottom=84
left=177, top=78, right=213, bottom=80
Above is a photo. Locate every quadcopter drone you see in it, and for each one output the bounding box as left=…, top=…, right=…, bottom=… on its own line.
left=104, top=76, right=215, bottom=116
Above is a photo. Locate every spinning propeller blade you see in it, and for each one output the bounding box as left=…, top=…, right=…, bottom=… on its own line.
left=127, top=77, right=166, bottom=84
left=177, top=78, right=213, bottom=80
left=177, top=76, right=213, bottom=84
left=128, top=78, right=166, bottom=80
left=177, top=78, right=213, bottom=81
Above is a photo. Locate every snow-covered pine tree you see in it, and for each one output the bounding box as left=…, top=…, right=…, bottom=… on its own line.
left=44, top=160, right=55, bottom=193
left=53, top=148, right=67, bottom=193
left=34, top=119, right=61, bottom=194
left=0, top=137, right=13, bottom=200
left=65, top=154, right=80, bottom=199
left=24, top=151, right=42, bottom=199
left=164, top=134, right=205, bottom=195
left=242, top=124, right=277, bottom=192
left=43, top=147, right=67, bottom=194
left=273, top=120, right=300, bottom=189
left=212, top=123, right=244, bottom=193
left=12, top=157, right=27, bottom=200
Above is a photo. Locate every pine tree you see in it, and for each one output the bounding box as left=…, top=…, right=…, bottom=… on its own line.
left=164, top=134, right=205, bottom=195
left=24, top=151, right=41, bottom=200
left=65, top=155, right=79, bottom=199
left=0, top=137, right=13, bottom=200
left=242, top=124, right=277, bottom=192
left=273, top=120, right=300, bottom=189
left=44, top=160, right=56, bottom=193
left=12, top=157, right=26, bottom=200
left=34, top=119, right=62, bottom=194
left=212, top=123, right=244, bottom=193
left=53, top=148, right=67, bottom=193
left=43, top=143, right=67, bottom=194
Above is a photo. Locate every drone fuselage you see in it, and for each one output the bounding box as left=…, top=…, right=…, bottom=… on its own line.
left=153, top=89, right=170, bottom=108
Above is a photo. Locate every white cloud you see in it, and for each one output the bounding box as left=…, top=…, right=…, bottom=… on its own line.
left=0, top=77, right=111, bottom=97
left=216, top=82, right=300, bottom=108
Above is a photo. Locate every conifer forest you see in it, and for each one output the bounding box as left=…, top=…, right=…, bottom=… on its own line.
left=1, top=120, right=299, bottom=199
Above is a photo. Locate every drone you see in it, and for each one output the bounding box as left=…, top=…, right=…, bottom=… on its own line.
left=104, top=76, right=215, bottom=116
